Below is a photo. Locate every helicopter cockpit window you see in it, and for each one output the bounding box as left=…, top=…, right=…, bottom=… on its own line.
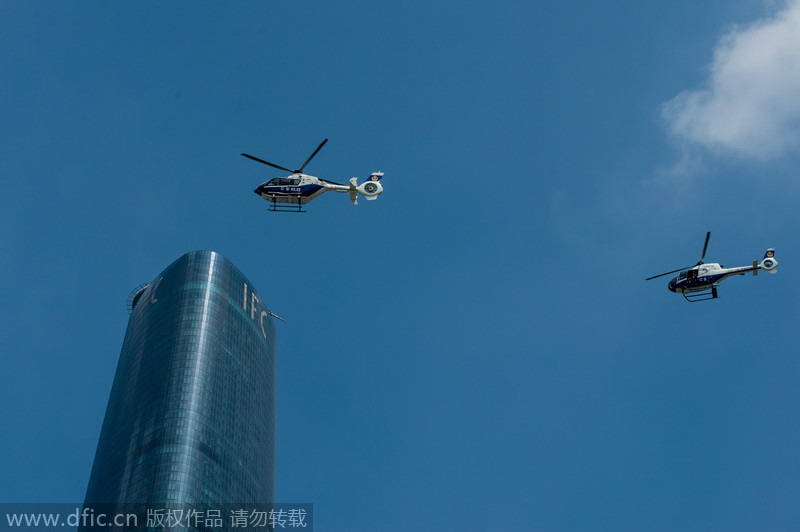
left=267, top=178, right=301, bottom=186
left=677, top=271, right=688, bottom=281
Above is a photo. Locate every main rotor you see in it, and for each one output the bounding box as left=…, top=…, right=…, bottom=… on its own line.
left=646, top=231, right=711, bottom=281
left=242, top=138, right=329, bottom=175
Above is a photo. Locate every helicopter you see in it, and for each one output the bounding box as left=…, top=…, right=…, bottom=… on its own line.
left=241, top=138, right=384, bottom=212
left=646, top=232, right=778, bottom=302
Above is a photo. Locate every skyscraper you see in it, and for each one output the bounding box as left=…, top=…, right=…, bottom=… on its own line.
left=83, top=251, right=276, bottom=507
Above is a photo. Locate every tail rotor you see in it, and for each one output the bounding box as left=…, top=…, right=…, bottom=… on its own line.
left=348, top=172, right=384, bottom=205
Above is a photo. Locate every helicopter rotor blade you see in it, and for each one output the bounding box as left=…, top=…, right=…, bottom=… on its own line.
left=699, top=231, right=711, bottom=264
left=241, top=154, right=294, bottom=174
left=297, top=138, right=329, bottom=173
left=645, top=266, right=695, bottom=281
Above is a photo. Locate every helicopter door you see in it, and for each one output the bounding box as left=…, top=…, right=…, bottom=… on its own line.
left=687, top=270, right=698, bottom=281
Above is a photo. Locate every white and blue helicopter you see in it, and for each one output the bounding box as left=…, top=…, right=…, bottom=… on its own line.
left=646, top=232, right=778, bottom=302
left=242, top=138, right=384, bottom=212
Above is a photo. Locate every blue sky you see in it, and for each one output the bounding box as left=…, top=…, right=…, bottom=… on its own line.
left=2, top=1, right=800, bottom=530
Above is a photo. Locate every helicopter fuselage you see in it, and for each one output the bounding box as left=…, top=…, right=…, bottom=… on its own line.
left=667, top=263, right=757, bottom=294
left=253, top=172, right=384, bottom=211
left=254, top=173, right=335, bottom=205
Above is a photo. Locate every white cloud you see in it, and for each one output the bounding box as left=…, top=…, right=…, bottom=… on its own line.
left=663, top=0, right=800, bottom=160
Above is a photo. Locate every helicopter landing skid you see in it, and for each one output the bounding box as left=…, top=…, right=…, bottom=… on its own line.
left=268, top=200, right=306, bottom=213
left=683, top=286, right=718, bottom=302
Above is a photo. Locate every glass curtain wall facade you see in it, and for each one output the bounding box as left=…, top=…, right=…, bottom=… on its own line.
left=83, top=251, right=276, bottom=507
